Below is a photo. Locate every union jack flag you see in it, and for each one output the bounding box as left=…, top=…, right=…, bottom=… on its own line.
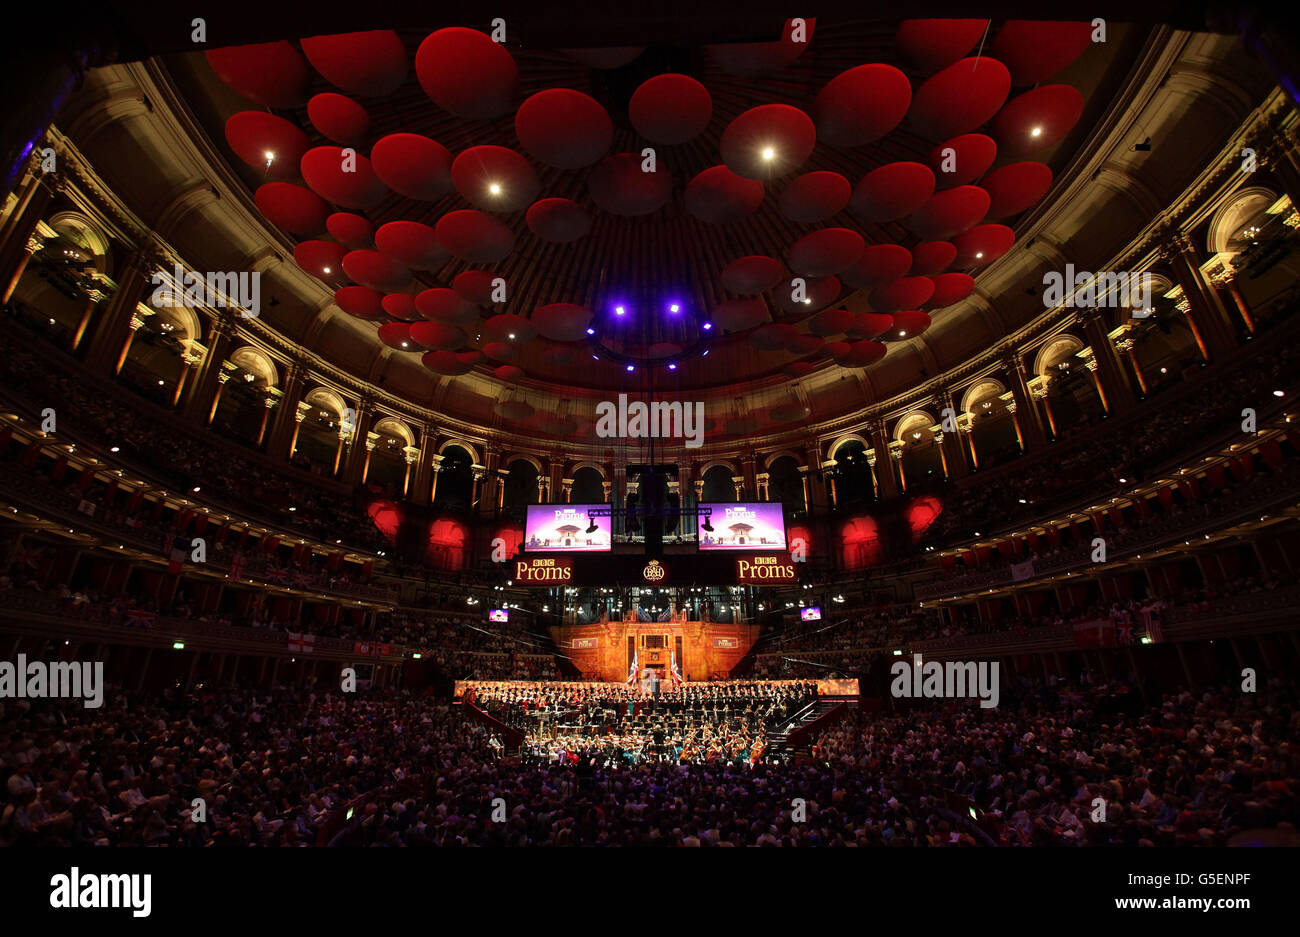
left=291, top=570, right=314, bottom=588
left=228, top=554, right=247, bottom=579
left=125, top=608, right=155, bottom=627
left=265, top=566, right=288, bottom=584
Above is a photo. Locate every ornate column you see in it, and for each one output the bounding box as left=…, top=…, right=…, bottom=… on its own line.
left=288, top=401, right=311, bottom=458
left=266, top=361, right=306, bottom=457
left=171, top=347, right=201, bottom=407
left=428, top=453, right=445, bottom=502
left=0, top=170, right=58, bottom=302
left=410, top=426, right=435, bottom=506
left=114, top=305, right=154, bottom=375
left=867, top=421, right=898, bottom=498
left=934, top=390, right=970, bottom=478
left=741, top=453, right=758, bottom=499
left=2, top=221, right=55, bottom=304
left=255, top=397, right=275, bottom=447
left=1161, top=232, right=1238, bottom=358
left=70, top=276, right=110, bottom=353
left=731, top=475, right=745, bottom=501
left=181, top=314, right=235, bottom=423
left=1004, top=400, right=1025, bottom=453
left=603, top=480, right=614, bottom=504
left=397, top=447, right=418, bottom=496
left=1079, top=310, right=1137, bottom=413
left=756, top=471, right=770, bottom=501
left=342, top=401, right=375, bottom=483
left=1004, top=349, right=1047, bottom=450
left=360, top=432, right=380, bottom=484
left=85, top=247, right=161, bottom=374
left=561, top=478, right=574, bottom=503
left=797, top=465, right=812, bottom=512
left=471, top=466, right=488, bottom=511
left=1203, top=257, right=1256, bottom=335
left=536, top=475, right=548, bottom=504
left=932, top=431, right=950, bottom=478
left=1114, top=336, right=1148, bottom=396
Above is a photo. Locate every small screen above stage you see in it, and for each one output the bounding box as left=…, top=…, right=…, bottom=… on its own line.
left=488, top=608, right=509, bottom=623
left=697, top=502, right=787, bottom=551
left=523, top=504, right=612, bottom=552
left=800, top=606, right=822, bottom=621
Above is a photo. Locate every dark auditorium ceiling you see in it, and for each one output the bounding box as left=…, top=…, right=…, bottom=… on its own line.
left=74, top=17, right=1188, bottom=436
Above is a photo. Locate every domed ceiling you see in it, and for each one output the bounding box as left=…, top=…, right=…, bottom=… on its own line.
left=165, top=18, right=1140, bottom=414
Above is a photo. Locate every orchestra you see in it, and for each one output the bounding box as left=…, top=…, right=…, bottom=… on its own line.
left=461, top=679, right=816, bottom=767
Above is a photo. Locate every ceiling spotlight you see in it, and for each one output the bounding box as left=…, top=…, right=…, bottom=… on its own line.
left=626, top=364, right=635, bottom=372
left=802, top=298, right=812, bottom=305
left=898, top=330, right=907, bottom=337
left=507, top=333, right=516, bottom=340
left=974, top=253, right=983, bottom=259
left=585, top=327, right=595, bottom=335
left=615, top=305, right=626, bottom=316
left=322, top=266, right=331, bottom=274
left=701, top=321, right=713, bottom=330
left=401, top=341, right=408, bottom=348
left=110, top=446, right=119, bottom=453
left=669, top=303, right=680, bottom=313
left=264, top=151, right=275, bottom=163
left=489, top=183, right=502, bottom=195
left=1030, top=127, right=1043, bottom=138
left=667, top=363, right=677, bottom=370
left=1273, top=390, right=1285, bottom=397
left=761, top=146, right=776, bottom=161
left=702, top=350, right=710, bottom=356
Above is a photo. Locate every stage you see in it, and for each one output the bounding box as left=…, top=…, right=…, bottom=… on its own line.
left=549, top=618, right=759, bottom=682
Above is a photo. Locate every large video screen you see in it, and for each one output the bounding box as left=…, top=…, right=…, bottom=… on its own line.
left=523, top=504, right=612, bottom=552
left=697, top=502, right=788, bottom=551
left=800, top=606, right=822, bottom=622
left=488, top=608, right=509, bottom=623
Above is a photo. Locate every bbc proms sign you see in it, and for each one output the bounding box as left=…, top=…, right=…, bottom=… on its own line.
left=509, top=552, right=799, bottom=586
left=735, top=554, right=797, bottom=584
left=513, top=556, right=574, bottom=584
